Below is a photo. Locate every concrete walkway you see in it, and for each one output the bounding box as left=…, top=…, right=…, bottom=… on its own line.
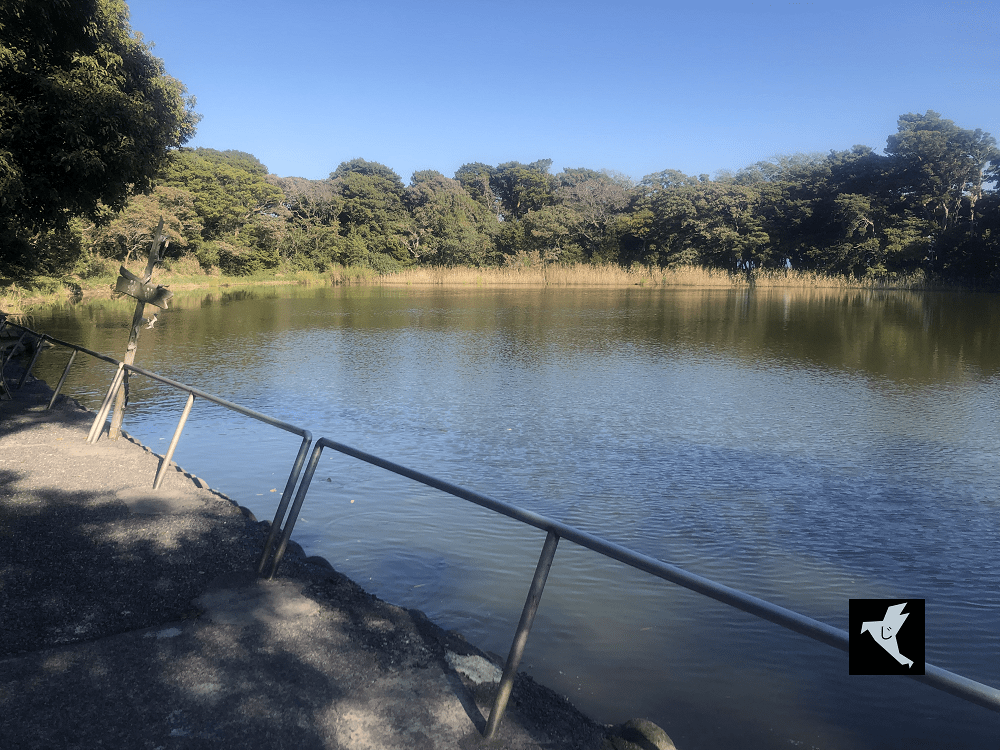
left=0, top=364, right=610, bottom=749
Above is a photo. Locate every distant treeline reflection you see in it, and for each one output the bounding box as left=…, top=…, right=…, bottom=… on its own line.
left=33, top=285, right=1000, bottom=385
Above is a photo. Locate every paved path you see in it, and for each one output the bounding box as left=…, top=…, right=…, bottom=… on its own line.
left=0, top=365, right=608, bottom=750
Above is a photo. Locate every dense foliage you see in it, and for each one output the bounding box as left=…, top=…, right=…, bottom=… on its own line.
left=4, top=101, right=1000, bottom=285
left=0, top=0, right=199, bottom=274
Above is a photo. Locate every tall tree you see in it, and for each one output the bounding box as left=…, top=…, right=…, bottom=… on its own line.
left=490, top=160, right=556, bottom=222
left=88, top=186, right=203, bottom=263
left=159, top=149, right=282, bottom=240
left=0, top=0, right=198, bottom=271
left=272, top=178, right=342, bottom=271
left=405, top=170, right=497, bottom=266
left=330, top=158, right=413, bottom=268
left=555, top=169, right=633, bottom=262
left=454, top=162, right=500, bottom=219
left=886, top=111, right=999, bottom=231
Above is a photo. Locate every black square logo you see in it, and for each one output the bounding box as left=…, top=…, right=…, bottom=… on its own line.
left=849, top=599, right=925, bottom=675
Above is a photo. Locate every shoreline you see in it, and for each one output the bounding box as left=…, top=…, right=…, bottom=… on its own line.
left=0, top=356, right=680, bottom=750
left=2, top=261, right=955, bottom=314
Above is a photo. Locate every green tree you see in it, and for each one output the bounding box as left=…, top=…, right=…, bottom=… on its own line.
left=627, top=170, right=703, bottom=267
left=521, top=205, right=584, bottom=264
left=159, top=149, right=282, bottom=240
left=556, top=169, right=633, bottom=263
left=454, top=162, right=501, bottom=219
left=885, top=112, right=999, bottom=274
left=88, top=186, right=203, bottom=263
left=405, top=170, right=497, bottom=266
left=490, top=160, right=556, bottom=222
left=686, top=182, right=772, bottom=274
left=0, top=0, right=198, bottom=272
left=886, top=111, right=999, bottom=230
left=808, top=194, right=883, bottom=276
left=273, top=179, right=343, bottom=271
left=330, top=159, right=413, bottom=268
left=155, top=149, right=286, bottom=274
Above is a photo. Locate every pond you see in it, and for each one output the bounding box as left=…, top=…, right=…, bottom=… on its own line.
left=26, top=284, right=1000, bottom=750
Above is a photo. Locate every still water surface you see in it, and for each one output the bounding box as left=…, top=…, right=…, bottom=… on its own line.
left=28, top=285, right=1000, bottom=750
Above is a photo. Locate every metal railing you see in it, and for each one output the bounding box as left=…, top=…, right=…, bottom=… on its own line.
left=1, top=326, right=121, bottom=408
left=2, top=316, right=124, bottom=407
left=264, top=436, right=1000, bottom=739
left=85, top=362, right=314, bottom=576
left=0, top=317, right=313, bottom=577
left=6, top=317, right=1000, bottom=739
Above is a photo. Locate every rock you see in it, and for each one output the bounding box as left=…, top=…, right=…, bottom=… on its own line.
left=445, top=651, right=502, bottom=684
left=601, top=718, right=678, bottom=750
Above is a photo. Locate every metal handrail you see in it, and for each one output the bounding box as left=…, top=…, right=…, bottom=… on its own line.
left=85, top=362, right=314, bottom=575
left=0, top=317, right=313, bottom=577
left=272, top=436, right=1000, bottom=738
left=6, top=317, right=999, bottom=738
left=0, top=317, right=120, bottom=408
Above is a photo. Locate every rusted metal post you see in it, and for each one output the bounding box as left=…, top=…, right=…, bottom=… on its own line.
left=108, top=218, right=167, bottom=440
left=484, top=529, right=560, bottom=739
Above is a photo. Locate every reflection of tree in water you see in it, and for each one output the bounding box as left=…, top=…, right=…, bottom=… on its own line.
left=645, top=287, right=1000, bottom=381
left=220, top=289, right=261, bottom=304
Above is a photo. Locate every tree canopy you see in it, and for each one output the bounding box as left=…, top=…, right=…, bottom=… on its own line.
left=4, top=99, right=1000, bottom=286
left=0, top=0, right=198, bottom=272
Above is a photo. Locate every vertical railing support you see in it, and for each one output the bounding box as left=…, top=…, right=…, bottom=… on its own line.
left=17, top=334, right=48, bottom=388
left=257, top=434, right=314, bottom=577
left=3, top=331, right=29, bottom=367
left=153, top=392, right=195, bottom=489
left=262, top=442, right=325, bottom=579
left=88, top=363, right=126, bottom=443
left=484, top=529, right=560, bottom=739
left=47, top=348, right=77, bottom=410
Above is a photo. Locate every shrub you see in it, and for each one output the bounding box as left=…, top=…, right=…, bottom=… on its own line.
left=216, top=242, right=281, bottom=276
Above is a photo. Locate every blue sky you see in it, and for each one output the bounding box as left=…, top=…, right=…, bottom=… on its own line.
left=128, top=0, right=999, bottom=184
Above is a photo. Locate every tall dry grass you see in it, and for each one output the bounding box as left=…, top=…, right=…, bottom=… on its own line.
left=374, top=263, right=733, bottom=287
left=371, top=264, right=931, bottom=290
left=1, top=259, right=941, bottom=314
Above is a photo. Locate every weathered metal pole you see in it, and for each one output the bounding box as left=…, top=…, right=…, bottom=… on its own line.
left=484, top=529, right=560, bottom=738
left=153, top=392, right=195, bottom=489
left=108, top=218, right=166, bottom=440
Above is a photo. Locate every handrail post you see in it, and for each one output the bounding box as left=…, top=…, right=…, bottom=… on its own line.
left=257, top=434, right=314, bottom=577
left=2, top=331, right=29, bottom=368
left=47, top=348, right=77, bottom=410
left=264, top=441, right=326, bottom=579
left=17, top=333, right=48, bottom=388
left=484, top=529, right=560, bottom=739
left=87, top=363, right=126, bottom=443
left=153, top=392, right=195, bottom=489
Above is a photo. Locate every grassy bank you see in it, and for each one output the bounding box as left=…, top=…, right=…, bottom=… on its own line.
left=1, top=260, right=938, bottom=313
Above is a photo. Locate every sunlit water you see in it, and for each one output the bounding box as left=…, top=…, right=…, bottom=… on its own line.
left=26, top=285, right=1000, bottom=750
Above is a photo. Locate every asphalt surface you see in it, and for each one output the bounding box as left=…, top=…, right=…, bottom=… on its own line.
left=0, top=359, right=616, bottom=750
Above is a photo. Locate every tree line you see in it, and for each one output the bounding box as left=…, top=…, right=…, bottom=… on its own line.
left=3, top=5, right=1000, bottom=286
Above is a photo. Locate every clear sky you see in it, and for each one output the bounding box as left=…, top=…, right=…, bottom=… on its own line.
left=127, top=0, right=1000, bottom=184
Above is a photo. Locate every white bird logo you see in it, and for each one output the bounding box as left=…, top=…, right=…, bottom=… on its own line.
left=860, top=602, right=914, bottom=667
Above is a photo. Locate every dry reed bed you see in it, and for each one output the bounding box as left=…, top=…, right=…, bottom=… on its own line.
left=1, top=264, right=936, bottom=315
left=365, top=264, right=924, bottom=290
